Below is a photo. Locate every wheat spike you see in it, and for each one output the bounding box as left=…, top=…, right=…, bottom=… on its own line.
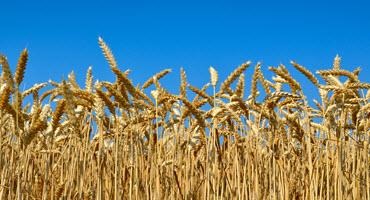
left=0, top=84, right=11, bottom=110
left=193, top=83, right=210, bottom=102
left=317, top=69, right=357, bottom=82
left=24, top=118, right=47, bottom=145
left=257, top=66, right=271, bottom=95
left=333, top=54, right=341, bottom=70
left=22, top=83, right=48, bottom=97
left=142, top=69, right=171, bottom=89
left=68, top=71, right=79, bottom=89
left=51, top=99, right=65, bottom=131
left=102, top=82, right=130, bottom=109
left=251, top=63, right=260, bottom=101
left=14, top=48, right=28, bottom=86
left=179, top=96, right=205, bottom=128
left=347, top=83, right=370, bottom=90
left=151, top=90, right=159, bottom=100
left=269, top=65, right=301, bottom=92
left=235, top=73, right=245, bottom=98
left=180, top=67, right=187, bottom=98
left=188, top=85, right=214, bottom=106
left=111, top=67, right=135, bottom=95
left=98, top=37, right=118, bottom=69
left=291, top=61, right=319, bottom=86
left=220, top=61, right=251, bottom=93
left=209, top=66, right=218, bottom=87
left=0, top=55, right=14, bottom=89
left=94, top=82, right=106, bottom=122
left=96, top=87, right=116, bottom=115
left=85, top=66, right=93, bottom=92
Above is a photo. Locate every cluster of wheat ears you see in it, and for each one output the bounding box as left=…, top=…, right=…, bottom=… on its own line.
left=0, top=38, right=369, bottom=200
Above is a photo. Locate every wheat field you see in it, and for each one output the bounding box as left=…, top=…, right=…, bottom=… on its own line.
left=0, top=38, right=369, bottom=199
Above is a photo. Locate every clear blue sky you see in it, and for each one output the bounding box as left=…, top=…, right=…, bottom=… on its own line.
left=1, top=0, right=370, bottom=99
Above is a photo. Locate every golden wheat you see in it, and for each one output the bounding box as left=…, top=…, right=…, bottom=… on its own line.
left=0, top=40, right=369, bottom=200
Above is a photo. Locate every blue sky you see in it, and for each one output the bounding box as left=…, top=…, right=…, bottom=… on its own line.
left=1, top=0, right=370, bottom=99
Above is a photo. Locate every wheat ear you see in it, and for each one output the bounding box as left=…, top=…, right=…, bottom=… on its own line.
left=209, top=66, right=218, bottom=87
left=142, top=69, right=172, bottom=89
left=0, top=55, right=14, bottom=89
left=220, top=61, right=251, bottom=93
left=14, top=48, right=28, bottom=86
left=85, top=66, right=93, bottom=92
left=235, top=73, right=245, bottom=98
left=251, top=63, right=260, bottom=101
left=290, top=61, right=319, bottom=86
left=180, top=68, right=187, bottom=98
left=98, top=37, right=118, bottom=69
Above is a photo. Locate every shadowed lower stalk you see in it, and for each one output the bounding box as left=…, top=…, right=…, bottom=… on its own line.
left=151, top=90, right=161, bottom=199
left=114, top=119, right=119, bottom=200
left=97, top=119, right=103, bottom=200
